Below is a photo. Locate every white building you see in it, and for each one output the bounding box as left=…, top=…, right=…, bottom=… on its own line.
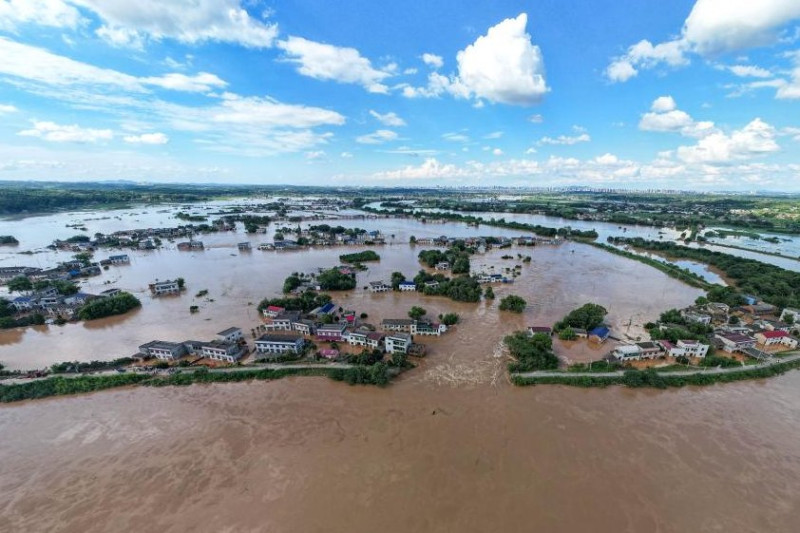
left=381, top=318, right=415, bottom=332
left=676, top=339, right=709, bottom=358
left=398, top=281, right=417, bottom=292
left=410, top=322, right=447, bottom=336
left=139, top=341, right=187, bottom=360
left=780, top=308, right=800, bottom=324
left=368, top=281, right=391, bottom=293
left=200, top=341, right=244, bottom=363
left=150, top=279, right=180, bottom=296
left=216, top=327, right=243, bottom=343
left=612, top=344, right=642, bottom=360
left=755, top=330, right=798, bottom=348
left=254, top=333, right=306, bottom=357
left=385, top=332, right=412, bottom=354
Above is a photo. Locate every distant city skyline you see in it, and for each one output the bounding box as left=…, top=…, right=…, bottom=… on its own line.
left=0, top=0, right=798, bottom=190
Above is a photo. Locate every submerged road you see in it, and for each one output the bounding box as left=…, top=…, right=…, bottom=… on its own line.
left=514, top=351, right=800, bottom=379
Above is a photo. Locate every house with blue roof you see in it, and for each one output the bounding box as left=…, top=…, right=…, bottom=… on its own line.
left=588, top=326, right=610, bottom=343
left=11, top=296, right=33, bottom=311
left=398, top=281, right=417, bottom=291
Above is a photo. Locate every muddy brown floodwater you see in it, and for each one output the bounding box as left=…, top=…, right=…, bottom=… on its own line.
left=2, top=212, right=800, bottom=531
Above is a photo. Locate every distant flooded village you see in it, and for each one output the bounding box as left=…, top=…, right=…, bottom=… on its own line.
left=2, top=190, right=800, bottom=398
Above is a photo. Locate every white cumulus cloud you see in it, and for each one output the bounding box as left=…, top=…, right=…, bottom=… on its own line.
left=19, top=120, right=113, bottom=143
left=676, top=118, right=780, bottom=164
left=402, top=13, right=548, bottom=106
left=369, top=110, right=406, bottom=127
left=356, top=129, right=398, bottom=144
left=278, top=36, right=393, bottom=93
left=421, top=53, right=444, bottom=69
left=123, top=132, right=169, bottom=144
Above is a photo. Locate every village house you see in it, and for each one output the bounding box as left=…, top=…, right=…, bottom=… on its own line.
left=254, top=332, right=306, bottom=358
left=385, top=332, right=412, bottom=354
left=755, top=330, right=798, bottom=349
left=588, top=326, right=610, bottom=343
left=139, top=340, right=187, bottom=360
left=612, top=344, right=642, bottom=361
left=262, top=305, right=285, bottom=318
left=743, top=303, right=776, bottom=316
left=635, top=341, right=662, bottom=358
left=312, top=302, right=336, bottom=315
left=683, top=312, right=712, bottom=325
left=715, top=332, right=757, bottom=353
left=237, top=242, right=251, bottom=251
left=434, top=261, right=451, bottom=271
left=527, top=326, right=553, bottom=336
left=216, top=327, right=243, bottom=343
left=11, top=296, right=33, bottom=311
left=319, top=348, right=339, bottom=360
left=269, top=311, right=302, bottom=331
left=676, top=339, right=709, bottom=358
left=423, top=280, right=440, bottom=290
left=369, top=281, right=391, bottom=293
left=200, top=340, right=244, bottom=363
left=410, top=321, right=447, bottom=336
left=291, top=319, right=317, bottom=336
left=398, top=281, right=417, bottom=292
left=149, top=279, right=181, bottom=296
left=99, top=288, right=122, bottom=298
left=381, top=318, right=415, bottom=332
left=347, top=330, right=384, bottom=349
left=316, top=322, right=348, bottom=342
left=107, top=254, right=129, bottom=265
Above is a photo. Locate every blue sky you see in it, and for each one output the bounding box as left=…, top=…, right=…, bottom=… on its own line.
left=0, top=0, right=799, bottom=190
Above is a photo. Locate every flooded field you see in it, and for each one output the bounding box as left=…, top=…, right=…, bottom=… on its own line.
left=3, top=205, right=800, bottom=532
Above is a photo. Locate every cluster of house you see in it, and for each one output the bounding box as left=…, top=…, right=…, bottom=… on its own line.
left=137, top=327, right=247, bottom=363
left=0, top=255, right=125, bottom=288
left=177, top=240, right=204, bottom=251
left=527, top=325, right=611, bottom=343
left=612, top=339, right=710, bottom=361
left=258, top=305, right=444, bottom=360
left=257, top=228, right=385, bottom=251
left=54, top=223, right=222, bottom=252
left=367, top=279, right=442, bottom=293
left=11, top=287, right=123, bottom=317
left=413, top=235, right=561, bottom=250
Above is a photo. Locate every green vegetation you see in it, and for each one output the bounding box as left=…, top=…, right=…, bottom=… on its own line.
left=440, top=312, right=460, bottom=326
left=282, top=273, right=304, bottom=294
left=190, top=305, right=199, bottom=314
left=390, top=271, right=406, bottom=290
left=511, top=357, right=800, bottom=388
left=50, top=358, right=134, bottom=374
left=176, top=277, right=185, bottom=289
left=77, top=292, right=141, bottom=320
left=0, top=235, right=19, bottom=245
left=33, top=279, right=79, bottom=295
left=506, top=331, right=559, bottom=373
left=555, top=303, right=607, bottom=331
left=484, top=286, right=495, bottom=299
left=418, top=244, right=471, bottom=274
left=317, top=268, right=357, bottom=291
left=558, top=327, right=577, bottom=340
left=339, top=250, right=380, bottom=263
left=0, top=365, right=392, bottom=403
left=498, top=294, right=527, bottom=313
left=7, top=276, right=32, bottom=293
left=257, top=291, right=332, bottom=314
left=413, top=271, right=482, bottom=302
left=611, top=237, right=800, bottom=308
left=176, top=212, right=207, bottom=222
left=408, top=306, right=427, bottom=320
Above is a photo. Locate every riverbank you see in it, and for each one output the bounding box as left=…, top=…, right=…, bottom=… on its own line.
left=0, top=363, right=395, bottom=403
left=511, top=352, right=800, bottom=388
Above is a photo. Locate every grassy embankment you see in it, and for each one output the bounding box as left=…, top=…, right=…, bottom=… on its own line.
left=0, top=365, right=390, bottom=404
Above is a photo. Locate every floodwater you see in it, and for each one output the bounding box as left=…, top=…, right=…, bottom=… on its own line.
left=0, top=212, right=701, bottom=370
left=3, top=208, right=800, bottom=532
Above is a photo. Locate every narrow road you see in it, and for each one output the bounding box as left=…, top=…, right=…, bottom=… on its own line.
left=514, top=351, right=800, bottom=379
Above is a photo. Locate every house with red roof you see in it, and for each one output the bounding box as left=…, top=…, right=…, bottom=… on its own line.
left=754, top=330, right=798, bottom=348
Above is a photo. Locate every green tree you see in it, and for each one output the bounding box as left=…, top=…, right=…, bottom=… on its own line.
left=555, top=303, right=607, bottom=331
left=505, top=331, right=559, bottom=372
left=77, top=292, right=141, bottom=320
left=7, top=276, right=32, bottom=293
left=391, top=271, right=406, bottom=290
left=499, top=295, right=526, bottom=313
left=484, top=286, right=495, bottom=299
left=409, top=306, right=427, bottom=321
left=558, top=327, right=577, bottom=341
left=440, top=312, right=460, bottom=326
left=176, top=277, right=185, bottom=289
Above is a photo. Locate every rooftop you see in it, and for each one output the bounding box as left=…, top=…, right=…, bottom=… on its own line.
left=217, top=327, right=241, bottom=336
